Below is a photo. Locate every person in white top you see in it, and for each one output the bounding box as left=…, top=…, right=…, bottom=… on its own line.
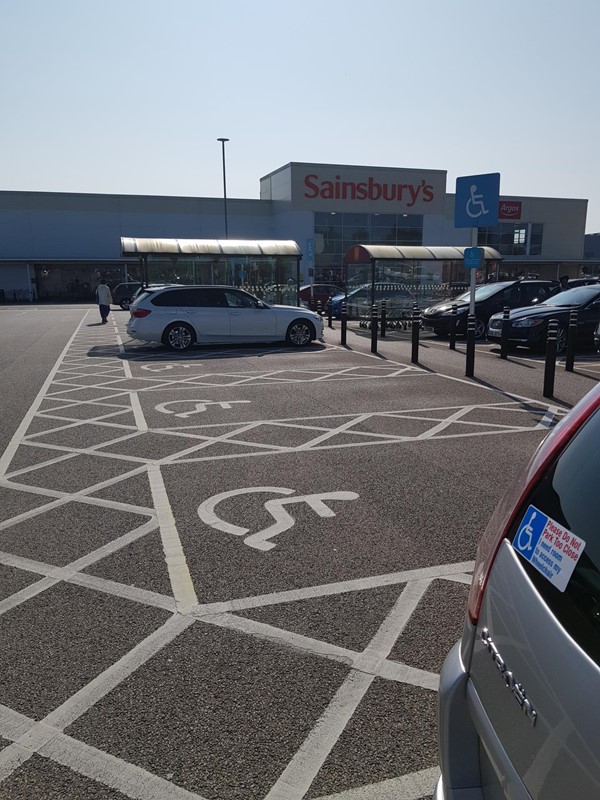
left=95, top=280, right=113, bottom=324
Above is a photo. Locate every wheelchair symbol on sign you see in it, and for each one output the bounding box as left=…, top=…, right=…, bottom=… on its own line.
left=516, top=510, right=537, bottom=553
left=197, top=486, right=359, bottom=551
left=466, top=184, right=489, bottom=220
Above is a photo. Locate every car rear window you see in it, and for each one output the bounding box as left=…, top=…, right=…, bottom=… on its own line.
left=509, top=407, right=600, bottom=664
left=150, top=290, right=185, bottom=307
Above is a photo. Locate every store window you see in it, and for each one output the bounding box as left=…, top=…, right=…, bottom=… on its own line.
left=313, top=212, right=424, bottom=277
left=478, top=223, right=544, bottom=257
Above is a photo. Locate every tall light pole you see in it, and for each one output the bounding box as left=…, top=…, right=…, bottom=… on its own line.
left=217, top=137, right=229, bottom=239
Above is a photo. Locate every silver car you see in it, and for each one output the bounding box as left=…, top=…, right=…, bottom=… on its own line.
left=436, top=382, right=600, bottom=799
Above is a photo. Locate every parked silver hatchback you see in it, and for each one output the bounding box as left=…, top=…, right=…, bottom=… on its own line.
left=437, top=383, right=600, bottom=799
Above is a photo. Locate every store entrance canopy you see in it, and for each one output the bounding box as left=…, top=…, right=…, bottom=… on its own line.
left=344, top=245, right=502, bottom=263
left=121, top=238, right=301, bottom=256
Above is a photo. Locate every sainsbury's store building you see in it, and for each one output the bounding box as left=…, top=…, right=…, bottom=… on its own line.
left=0, top=161, right=590, bottom=302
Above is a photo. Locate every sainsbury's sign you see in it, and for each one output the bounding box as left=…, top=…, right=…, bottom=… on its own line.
left=303, top=174, right=435, bottom=207
left=289, top=166, right=446, bottom=213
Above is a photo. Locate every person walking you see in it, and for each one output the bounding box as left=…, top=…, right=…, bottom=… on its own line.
left=96, top=279, right=113, bottom=324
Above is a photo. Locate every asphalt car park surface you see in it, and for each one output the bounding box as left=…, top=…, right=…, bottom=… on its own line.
left=0, top=305, right=599, bottom=800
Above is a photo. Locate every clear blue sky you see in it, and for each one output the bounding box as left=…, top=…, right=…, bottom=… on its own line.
left=2, top=0, right=599, bottom=232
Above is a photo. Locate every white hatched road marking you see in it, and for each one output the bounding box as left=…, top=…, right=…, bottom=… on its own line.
left=0, top=311, right=568, bottom=799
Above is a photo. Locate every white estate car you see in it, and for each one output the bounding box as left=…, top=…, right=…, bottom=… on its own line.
left=126, top=285, right=324, bottom=351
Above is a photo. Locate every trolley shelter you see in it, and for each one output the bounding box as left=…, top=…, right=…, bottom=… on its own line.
left=342, top=244, right=503, bottom=319
left=121, top=238, right=303, bottom=306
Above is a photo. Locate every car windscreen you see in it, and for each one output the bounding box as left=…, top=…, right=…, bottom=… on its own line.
left=539, top=287, right=600, bottom=306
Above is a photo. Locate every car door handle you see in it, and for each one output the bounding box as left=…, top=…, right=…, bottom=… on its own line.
left=230, top=311, right=241, bottom=316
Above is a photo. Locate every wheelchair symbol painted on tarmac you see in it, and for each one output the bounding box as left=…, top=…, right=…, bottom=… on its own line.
left=197, top=486, right=359, bottom=551
left=141, top=363, right=194, bottom=372
left=156, top=400, right=251, bottom=418
left=466, top=184, right=489, bottom=219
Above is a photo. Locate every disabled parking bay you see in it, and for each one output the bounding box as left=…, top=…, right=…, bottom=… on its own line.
left=0, top=309, right=572, bottom=800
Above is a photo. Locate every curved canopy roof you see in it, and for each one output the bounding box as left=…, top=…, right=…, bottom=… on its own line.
left=344, top=245, right=502, bottom=262
left=121, top=238, right=301, bottom=257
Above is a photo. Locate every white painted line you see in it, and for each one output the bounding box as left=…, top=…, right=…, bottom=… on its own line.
left=265, top=670, right=375, bottom=800
left=40, top=733, right=212, bottom=799
left=264, top=579, right=430, bottom=800
left=130, top=392, right=149, bottom=432
left=313, top=766, right=441, bottom=800
left=147, top=464, right=199, bottom=613
left=0, top=311, right=90, bottom=478
left=191, top=561, right=475, bottom=616
left=43, top=614, right=193, bottom=731
left=201, top=612, right=439, bottom=690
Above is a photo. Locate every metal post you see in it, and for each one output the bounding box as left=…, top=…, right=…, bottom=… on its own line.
left=327, top=299, right=333, bottom=329
left=411, top=302, right=420, bottom=364
left=465, top=314, right=476, bottom=377
left=341, top=302, right=347, bottom=346
left=565, top=309, right=578, bottom=372
left=500, top=305, right=510, bottom=359
left=381, top=300, right=387, bottom=338
left=371, top=305, right=378, bottom=354
left=217, top=137, right=229, bottom=238
left=543, top=319, right=559, bottom=398
left=449, top=304, right=457, bottom=350
left=317, top=300, right=323, bottom=317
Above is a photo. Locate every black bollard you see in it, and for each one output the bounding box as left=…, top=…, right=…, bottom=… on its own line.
left=327, top=299, right=333, bottom=329
left=465, top=314, right=476, bottom=377
left=317, top=300, right=323, bottom=317
left=449, top=304, right=457, bottom=350
left=341, top=302, right=347, bottom=346
left=381, top=300, right=387, bottom=338
left=500, top=305, right=511, bottom=360
left=371, top=305, right=378, bottom=354
left=565, top=309, right=578, bottom=372
left=543, top=319, right=559, bottom=398
left=411, top=303, right=420, bottom=364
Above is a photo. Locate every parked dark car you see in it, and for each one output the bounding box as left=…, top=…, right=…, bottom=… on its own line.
left=421, top=280, right=559, bottom=340
left=112, top=282, right=142, bottom=310
left=298, top=283, right=342, bottom=307
left=330, top=282, right=414, bottom=319
left=487, top=284, right=600, bottom=353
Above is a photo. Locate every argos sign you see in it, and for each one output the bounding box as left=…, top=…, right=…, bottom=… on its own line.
left=499, top=200, right=522, bottom=220
left=289, top=165, right=446, bottom=213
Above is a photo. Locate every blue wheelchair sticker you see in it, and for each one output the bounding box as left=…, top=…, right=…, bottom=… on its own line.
left=513, top=505, right=547, bottom=560
left=512, top=504, right=586, bottom=592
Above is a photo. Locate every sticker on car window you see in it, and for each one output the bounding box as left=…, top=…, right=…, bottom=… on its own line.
left=513, top=505, right=585, bottom=592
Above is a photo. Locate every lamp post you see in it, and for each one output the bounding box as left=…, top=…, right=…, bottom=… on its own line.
left=217, top=137, right=229, bottom=239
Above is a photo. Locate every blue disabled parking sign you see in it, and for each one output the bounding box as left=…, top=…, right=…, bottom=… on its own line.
left=455, top=173, right=500, bottom=228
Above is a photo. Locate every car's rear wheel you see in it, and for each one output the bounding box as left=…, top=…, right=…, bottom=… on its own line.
left=163, top=322, right=195, bottom=351
left=286, top=319, right=315, bottom=347
left=475, top=318, right=486, bottom=339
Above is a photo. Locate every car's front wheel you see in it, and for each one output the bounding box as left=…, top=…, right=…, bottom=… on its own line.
left=163, top=323, right=195, bottom=352
left=286, top=319, right=315, bottom=347
left=119, top=298, right=131, bottom=310
left=556, top=325, right=567, bottom=354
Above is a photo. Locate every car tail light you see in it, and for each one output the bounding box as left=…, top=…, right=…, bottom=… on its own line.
left=467, top=384, right=600, bottom=624
left=131, top=308, right=151, bottom=318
